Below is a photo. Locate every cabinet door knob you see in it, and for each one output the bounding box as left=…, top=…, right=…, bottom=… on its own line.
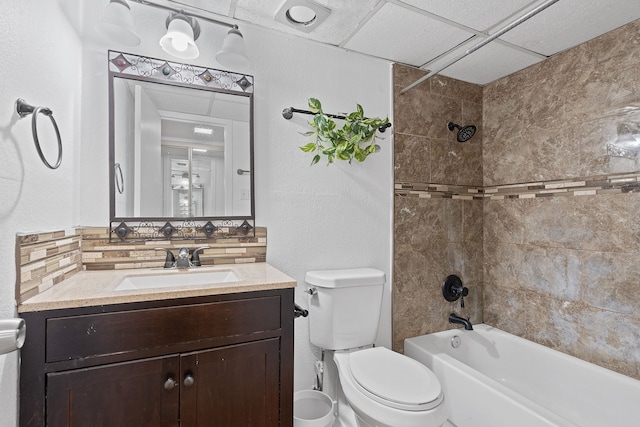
left=183, top=374, right=195, bottom=387
left=164, top=377, right=177, bottom=390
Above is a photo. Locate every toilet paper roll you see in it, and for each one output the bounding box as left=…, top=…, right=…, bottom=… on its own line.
left=0, top=318, right=26, bottom=355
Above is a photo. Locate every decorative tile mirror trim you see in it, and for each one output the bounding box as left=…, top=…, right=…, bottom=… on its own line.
left=109, top=51, right=254, bottom=93
left=109, top=219, right=255, bottom=242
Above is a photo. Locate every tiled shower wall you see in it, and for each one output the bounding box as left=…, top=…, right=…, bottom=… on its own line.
left=394, top=18, right=640, bottom=380
left=482, top=19, right=640, bottom=379
left=393, top=66, right=484, bottom=352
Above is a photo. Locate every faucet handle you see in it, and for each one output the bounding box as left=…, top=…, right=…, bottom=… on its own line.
left=460, top=286, right=469, bottom=308
left=155, top=248, right=176, bottom=268
left=190, top=246, right=209, bottom=267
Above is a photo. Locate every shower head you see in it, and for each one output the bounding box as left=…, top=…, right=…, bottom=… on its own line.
left=447, top=122, right=477, bottom=142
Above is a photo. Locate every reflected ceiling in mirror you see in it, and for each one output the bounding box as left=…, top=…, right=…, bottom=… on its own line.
left=108, top=51, right=254, bottom=242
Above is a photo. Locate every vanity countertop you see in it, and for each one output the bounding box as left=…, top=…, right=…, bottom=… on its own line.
left=18, top=262, right=296, bottom=313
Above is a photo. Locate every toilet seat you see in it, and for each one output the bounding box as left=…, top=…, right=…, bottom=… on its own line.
left=347, top=347, right=444, bottom=411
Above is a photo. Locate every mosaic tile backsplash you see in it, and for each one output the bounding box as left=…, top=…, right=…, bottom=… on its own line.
left=16, top=229, right=82, bottom=303
left=393, top=18, right=640, bottom=381
left=16, top=227, right=267, bottom=303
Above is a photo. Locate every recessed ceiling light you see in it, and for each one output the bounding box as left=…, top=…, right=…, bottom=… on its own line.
left=192, top=148, right=208, bottom=153
left=275, top=0, right=331, bottom=33
left=193, top=126, right=213, bottom=135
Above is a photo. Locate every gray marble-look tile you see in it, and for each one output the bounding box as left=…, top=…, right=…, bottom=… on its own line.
left=581, top=251, right=640, bottom=315
left=523, top=195, right=640, bottom=253
left=393, top=242, right=447, bottom=294
left=394, top=197, right=445, bottom=245
left=393, top=63, right=428, bottom=88
left=483, top=242, right=525, bottom=290
left=394, top=88, right=462, bottom=139
left=444, top=199, right=463, bottom=243
left=523, top=291, right=581, bottom=353
left=519, top=246, right=581, bottom=301
left=429, top=75, right=483, bottom=106
left=483, top=285, right=527, bottom=336
left=394, top=133, right=431, bottom=183
left=462, top=199, right=483, bottom=244
left=484, top=199, right=525, bottom=244
left=431, top=136, right=483, bottom=186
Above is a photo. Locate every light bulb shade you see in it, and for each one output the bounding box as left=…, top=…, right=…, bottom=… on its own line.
left=160, top=15, right=200, bottom=59
left=216, top=28, right=250, bottom=70
left=95, top=0, right=140, bottom=46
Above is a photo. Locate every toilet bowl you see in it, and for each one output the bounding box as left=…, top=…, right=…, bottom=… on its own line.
left=305, top=268, right=449, bottom=427
left=334, top=347, right=448, bottom=427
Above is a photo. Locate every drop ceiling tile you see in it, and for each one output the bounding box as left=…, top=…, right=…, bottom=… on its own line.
left=234, top=0, right=379, bottom=45
left=499, top=0, right=640, bottom=55
left=428, top=39, right=544, bottom=85
left=398, top=0, right=537, bottom=32
left=344, top=2, right=475, bottom=67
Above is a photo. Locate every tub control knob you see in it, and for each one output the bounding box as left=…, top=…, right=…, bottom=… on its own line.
left=442, top=274, right=469, bottom=307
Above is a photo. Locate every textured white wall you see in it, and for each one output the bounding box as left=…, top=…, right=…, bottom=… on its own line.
left=246, top=28, right=393, bottom=394
left=0, top=1, right=83, bottom=425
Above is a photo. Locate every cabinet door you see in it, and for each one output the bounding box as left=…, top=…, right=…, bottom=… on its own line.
left=47, top=356, right=179, bottom=427
left=180, top=339, right=281, bottom=427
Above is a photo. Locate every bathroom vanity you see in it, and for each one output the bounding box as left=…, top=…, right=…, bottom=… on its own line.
left=18, top=264, right=295, bottom=427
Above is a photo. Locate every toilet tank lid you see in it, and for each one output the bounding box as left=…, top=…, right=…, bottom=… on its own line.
left=305, top=268, right=385, bottom=288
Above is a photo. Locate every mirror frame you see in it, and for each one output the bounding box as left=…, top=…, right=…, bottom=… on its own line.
left=107, top=51, right=255, bottom=242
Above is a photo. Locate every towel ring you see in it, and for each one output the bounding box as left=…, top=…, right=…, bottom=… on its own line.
left=16, top=98, right=63, bottom=169
left=114, top=163, right=124, bottom=194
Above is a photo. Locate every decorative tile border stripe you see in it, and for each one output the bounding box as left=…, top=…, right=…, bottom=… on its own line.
left=16, top=229, right=82, bottom=303
left=82, top=227, right=267, bottom=271
left=395, top=172, right=640, bottom=200
left=395, top=182, right=485, bottom=200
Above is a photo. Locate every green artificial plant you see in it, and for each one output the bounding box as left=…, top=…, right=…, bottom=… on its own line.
left=299, top=98, right=389, bottom=166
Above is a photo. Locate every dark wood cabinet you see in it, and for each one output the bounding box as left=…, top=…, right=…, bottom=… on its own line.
left=180, top=339, right=280, bottom=427
left=47, top=355, right=179, bottom=427
left=20, top=288, right=294, bottom=427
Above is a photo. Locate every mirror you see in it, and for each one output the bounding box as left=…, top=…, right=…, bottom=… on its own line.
left=108, top=51, right=254, bottom=239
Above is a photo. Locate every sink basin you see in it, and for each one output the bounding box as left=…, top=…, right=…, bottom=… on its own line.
left=115, top=270, right=239, bottom=291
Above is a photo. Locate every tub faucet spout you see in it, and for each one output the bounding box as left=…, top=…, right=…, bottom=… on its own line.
left=449, top=313, right=473, bottom=330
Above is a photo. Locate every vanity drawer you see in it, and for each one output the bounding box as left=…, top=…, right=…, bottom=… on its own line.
left=45, top=296, right=281, bottom=362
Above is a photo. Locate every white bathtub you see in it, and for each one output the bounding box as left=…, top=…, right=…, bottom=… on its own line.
left=405, top=324, right=640, bottom=427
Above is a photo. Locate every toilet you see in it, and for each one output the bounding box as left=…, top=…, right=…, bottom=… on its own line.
left=306, top=268, right=449, bottom=427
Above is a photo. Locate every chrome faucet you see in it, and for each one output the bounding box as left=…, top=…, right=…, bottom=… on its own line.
left=156, top=247, right=209, bottom=269
left=449, top=313, right=473, bottom=330
left=176, top=248, right=191, bottom=268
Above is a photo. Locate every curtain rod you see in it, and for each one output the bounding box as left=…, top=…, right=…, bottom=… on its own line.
left=399, top=0, right=561, bottom=95
left=282, top=107, right=392, bottom=133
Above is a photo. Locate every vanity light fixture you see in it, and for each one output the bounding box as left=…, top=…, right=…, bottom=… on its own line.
left=97, top=0, right=251, bottom=69
left=216, top=26, right=250, bottom=70
left=95, top=0, right=141, bottom=46
left=160, top=12, right=200, bottom=60
left=274, top=0, right=331, bottom=33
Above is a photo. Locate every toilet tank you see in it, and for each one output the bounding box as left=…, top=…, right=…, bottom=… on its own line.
left=305, top=268, right=385, bottom=350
